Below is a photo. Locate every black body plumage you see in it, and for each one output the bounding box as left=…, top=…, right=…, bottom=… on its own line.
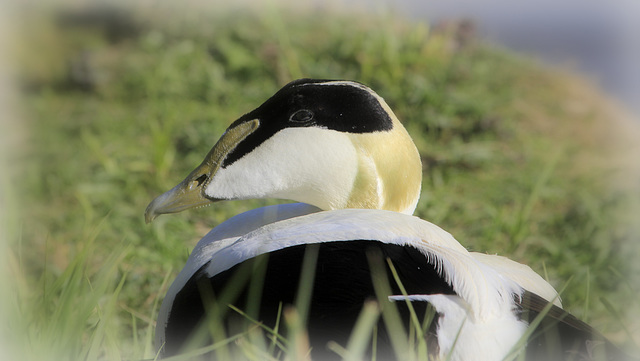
left=162, top=240, right=452, bottom=360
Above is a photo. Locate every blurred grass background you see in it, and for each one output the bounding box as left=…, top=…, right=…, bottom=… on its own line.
left=2, top=1, right=639, bottom=360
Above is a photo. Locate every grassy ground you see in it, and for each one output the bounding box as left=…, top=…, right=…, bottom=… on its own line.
left=3, top=1, right=640, bottom=360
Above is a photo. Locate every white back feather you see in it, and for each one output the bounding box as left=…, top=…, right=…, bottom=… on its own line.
left=471, top=252, right=562, bottom=307
left=198, top=207, right=522, bottom=320
left=156, top=204, right=552, bottom=347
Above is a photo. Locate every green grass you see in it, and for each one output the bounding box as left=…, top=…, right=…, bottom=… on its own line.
left=3, top=1, right=640, bottom=360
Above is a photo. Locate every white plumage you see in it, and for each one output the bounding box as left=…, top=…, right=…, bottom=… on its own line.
left=390, top=294, right=527, bottom=360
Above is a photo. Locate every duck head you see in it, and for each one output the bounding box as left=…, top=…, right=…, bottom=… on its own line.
left=145, top=79, right=422, bottom=222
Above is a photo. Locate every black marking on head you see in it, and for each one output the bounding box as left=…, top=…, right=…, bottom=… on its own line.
left=161, top=240, right=452, bottom=359
left=222, top=79, right=394, bottom=167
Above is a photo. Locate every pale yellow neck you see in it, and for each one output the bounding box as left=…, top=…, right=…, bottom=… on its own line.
left=345, top=116, right=422, bottom=215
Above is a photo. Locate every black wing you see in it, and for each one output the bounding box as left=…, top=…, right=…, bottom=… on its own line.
left=517, top=290, right=636, bottom=361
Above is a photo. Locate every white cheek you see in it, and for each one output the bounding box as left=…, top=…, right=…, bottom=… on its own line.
left=205, top=128, right=358, bottom=209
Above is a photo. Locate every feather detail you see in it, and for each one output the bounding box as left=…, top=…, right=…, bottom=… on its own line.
left=199, top=208, right=521, bottom=321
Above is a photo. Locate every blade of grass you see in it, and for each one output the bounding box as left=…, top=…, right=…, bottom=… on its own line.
left=503, top=279, right=570, bottom=361
left=144, top=267, right=173, bottom=358
left=510, top=150, right=561, bottom=250
left=599, top=296, right=634, bottom=344
left=284, top=307, right=312, bottom=361
left=343, top=300, right=382, bottom=361
left=161, top=331, right=249, bottom=361
left=228, top=304, right=289, bottom=351
left=294, top=244, right=319, bottom=327
left=386, top=258, right=430, bottom=359
left=367, top=248, right=409, bottom=360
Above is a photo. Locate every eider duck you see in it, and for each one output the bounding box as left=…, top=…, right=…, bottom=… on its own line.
left=146, top=79, right=632, bottom=360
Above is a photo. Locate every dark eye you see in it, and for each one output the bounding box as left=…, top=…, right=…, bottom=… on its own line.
left=289, top=109, right=314, bottom=123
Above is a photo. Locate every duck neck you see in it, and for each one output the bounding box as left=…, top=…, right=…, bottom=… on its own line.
left=344, top=123, right=422, bottom=215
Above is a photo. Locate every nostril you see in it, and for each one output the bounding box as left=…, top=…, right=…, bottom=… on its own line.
left=194, top=174, right=208, bottom=186
left=188, top=174, right=208, bottom=191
